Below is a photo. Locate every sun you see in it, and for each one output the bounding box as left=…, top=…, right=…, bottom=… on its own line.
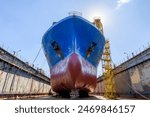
left=85, top=9, right=110, bottom=29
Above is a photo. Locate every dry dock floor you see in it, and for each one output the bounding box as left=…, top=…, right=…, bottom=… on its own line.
left=2, top=94, right=147, bottom=100
left=23, top=95, right=145, bottom=100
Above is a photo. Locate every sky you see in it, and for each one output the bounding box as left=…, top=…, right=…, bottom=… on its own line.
left=0, top=0, right=150, bottom=77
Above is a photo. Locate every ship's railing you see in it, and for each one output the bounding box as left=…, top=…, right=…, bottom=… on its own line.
left=68, top=11, right=82, bottom=16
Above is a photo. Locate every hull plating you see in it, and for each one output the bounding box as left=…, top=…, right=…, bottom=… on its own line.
left=51, top=53, right=97, bottom=93
left=42, top=16, right=105, bottom=94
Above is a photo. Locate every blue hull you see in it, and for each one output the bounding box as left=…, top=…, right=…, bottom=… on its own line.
left=42, top=16, right=105, bottom=68
left=42, top=16, right=105, bottom=94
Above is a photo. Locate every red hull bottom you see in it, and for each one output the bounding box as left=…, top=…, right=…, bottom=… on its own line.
left=50, top=53, right=97, bottom=94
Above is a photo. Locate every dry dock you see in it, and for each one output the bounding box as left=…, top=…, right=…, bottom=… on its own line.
left=0, top=46, right=150, bottom=99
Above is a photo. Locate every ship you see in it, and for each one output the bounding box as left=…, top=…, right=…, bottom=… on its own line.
left=42, top=15, right=105, bottom=97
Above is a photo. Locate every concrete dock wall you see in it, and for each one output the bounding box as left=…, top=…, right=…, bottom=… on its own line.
left=96, top=47, right=150, bottom=98
left=0, top=47, right=51, bottom=98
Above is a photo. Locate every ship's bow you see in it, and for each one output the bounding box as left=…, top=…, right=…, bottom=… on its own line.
left=51, top=53, right=97, bottom=93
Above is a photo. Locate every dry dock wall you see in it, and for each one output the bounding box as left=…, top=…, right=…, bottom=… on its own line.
left=95, top=47, right=150, bottom=98
left=0, top=47, right=51, bottom=98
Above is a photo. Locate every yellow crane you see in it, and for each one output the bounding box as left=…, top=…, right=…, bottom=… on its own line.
left=102, top=40, right=116, bottom=99
left=93, top=18, right=116, bottom=99
left=93, top=18, right=103, bottom=34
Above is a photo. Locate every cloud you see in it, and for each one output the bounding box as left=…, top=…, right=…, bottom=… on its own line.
left=116, top=0, right=131, bottom=8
